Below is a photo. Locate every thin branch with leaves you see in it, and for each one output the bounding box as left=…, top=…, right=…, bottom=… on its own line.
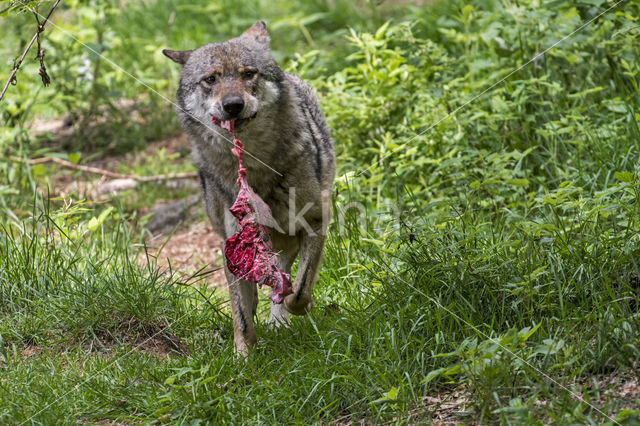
left=0, top=0, right=61, bottom=102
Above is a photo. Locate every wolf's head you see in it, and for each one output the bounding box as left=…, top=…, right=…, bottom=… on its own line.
left=163, top=21, right=284, bottom=132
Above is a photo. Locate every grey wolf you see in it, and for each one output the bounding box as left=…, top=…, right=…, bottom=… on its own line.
left=163, top=21, right=335, bottom=355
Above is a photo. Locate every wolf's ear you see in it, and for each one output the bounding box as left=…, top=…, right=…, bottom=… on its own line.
left=162, top=49, right=193, bottom=65
left=242, top=21, right=270, bottom=46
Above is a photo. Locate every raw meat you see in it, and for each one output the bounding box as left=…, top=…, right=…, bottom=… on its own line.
left=212, top=118, right=293, bottom=303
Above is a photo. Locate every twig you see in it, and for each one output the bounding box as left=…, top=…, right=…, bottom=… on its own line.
left=32, top=8, right=51, bottom=87
left=9, top=155, right=198, bottom=182
left=0, top=0, right=62, bottom=102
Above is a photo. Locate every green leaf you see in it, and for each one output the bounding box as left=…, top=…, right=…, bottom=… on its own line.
left=604, top=100, right=627, bottom=113
left=519, top=323, right=541, bottom=342
left=386, top=386, right=399, bottom=400
left=370, top=386, right=401, bottom=405
left=564, top=54, right=580, bottom=64
left=615, top=171, right=634, bottom=183
left=68, top=152, right=82, bottom=164
left=362, top=238, right=384, bottom=246
left=423, top=365, right=462, bottom=384
left=87, top=207, right=114, bottom=231
left=506, top=178, right=529, bottom=187
left=0, top=185, right=19, bottom=196
left=375, top=21, right=391, bottom=39
left=199, top=376, right=215, bottom=386
left=490, top=95, right=509, bottom=113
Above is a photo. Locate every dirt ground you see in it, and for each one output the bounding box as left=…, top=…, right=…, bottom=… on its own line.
left=142, top=221, right=226, bottom=288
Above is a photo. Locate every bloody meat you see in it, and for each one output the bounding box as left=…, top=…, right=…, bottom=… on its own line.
left=212, top=118, right=293, bottom=303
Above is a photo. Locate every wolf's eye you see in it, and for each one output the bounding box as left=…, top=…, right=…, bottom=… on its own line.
left=242, top=70, right=257, bottom=79
left=202, top=75, right=217, bottom=85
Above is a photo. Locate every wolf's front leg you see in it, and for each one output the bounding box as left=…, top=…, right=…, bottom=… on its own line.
left=222, top=213, right=259, bottom=355
left=225, top=268, right=258, bottom=356
left=284, top=222, right=326, bottom=316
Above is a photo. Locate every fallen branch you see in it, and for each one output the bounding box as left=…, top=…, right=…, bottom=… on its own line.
left=9, top=155, right=198, bottom=182
left=0, top=0, right=61, bottom=102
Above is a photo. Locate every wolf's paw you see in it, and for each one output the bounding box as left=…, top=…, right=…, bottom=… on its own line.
left=284, top=294, right=314, bottom=316
left=269, top=302, right=290, bottom=328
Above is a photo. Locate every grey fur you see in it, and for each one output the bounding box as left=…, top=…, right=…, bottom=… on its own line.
left=164, top=21, right=335, bottom=355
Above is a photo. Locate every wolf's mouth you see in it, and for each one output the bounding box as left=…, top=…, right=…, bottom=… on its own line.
left=235, top=112, right=257, bottom=128
left=211, top=113, right=257, bottom=132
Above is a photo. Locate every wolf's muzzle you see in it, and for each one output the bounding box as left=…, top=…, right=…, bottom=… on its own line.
left=222, top=95, right=245, bottom=117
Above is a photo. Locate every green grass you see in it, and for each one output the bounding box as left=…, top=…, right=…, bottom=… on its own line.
left=1, top=0, right=640, bottom=424
left=1, top=193, right=638, bottom=423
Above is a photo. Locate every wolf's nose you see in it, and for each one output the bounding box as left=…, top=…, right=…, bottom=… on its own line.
left=222, top=95, right=245, bottom=117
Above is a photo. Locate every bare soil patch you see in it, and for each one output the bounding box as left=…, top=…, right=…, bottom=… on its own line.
left=82, top=318, right=190, bottom=358
left=142, top=221, right=226, bottom=288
